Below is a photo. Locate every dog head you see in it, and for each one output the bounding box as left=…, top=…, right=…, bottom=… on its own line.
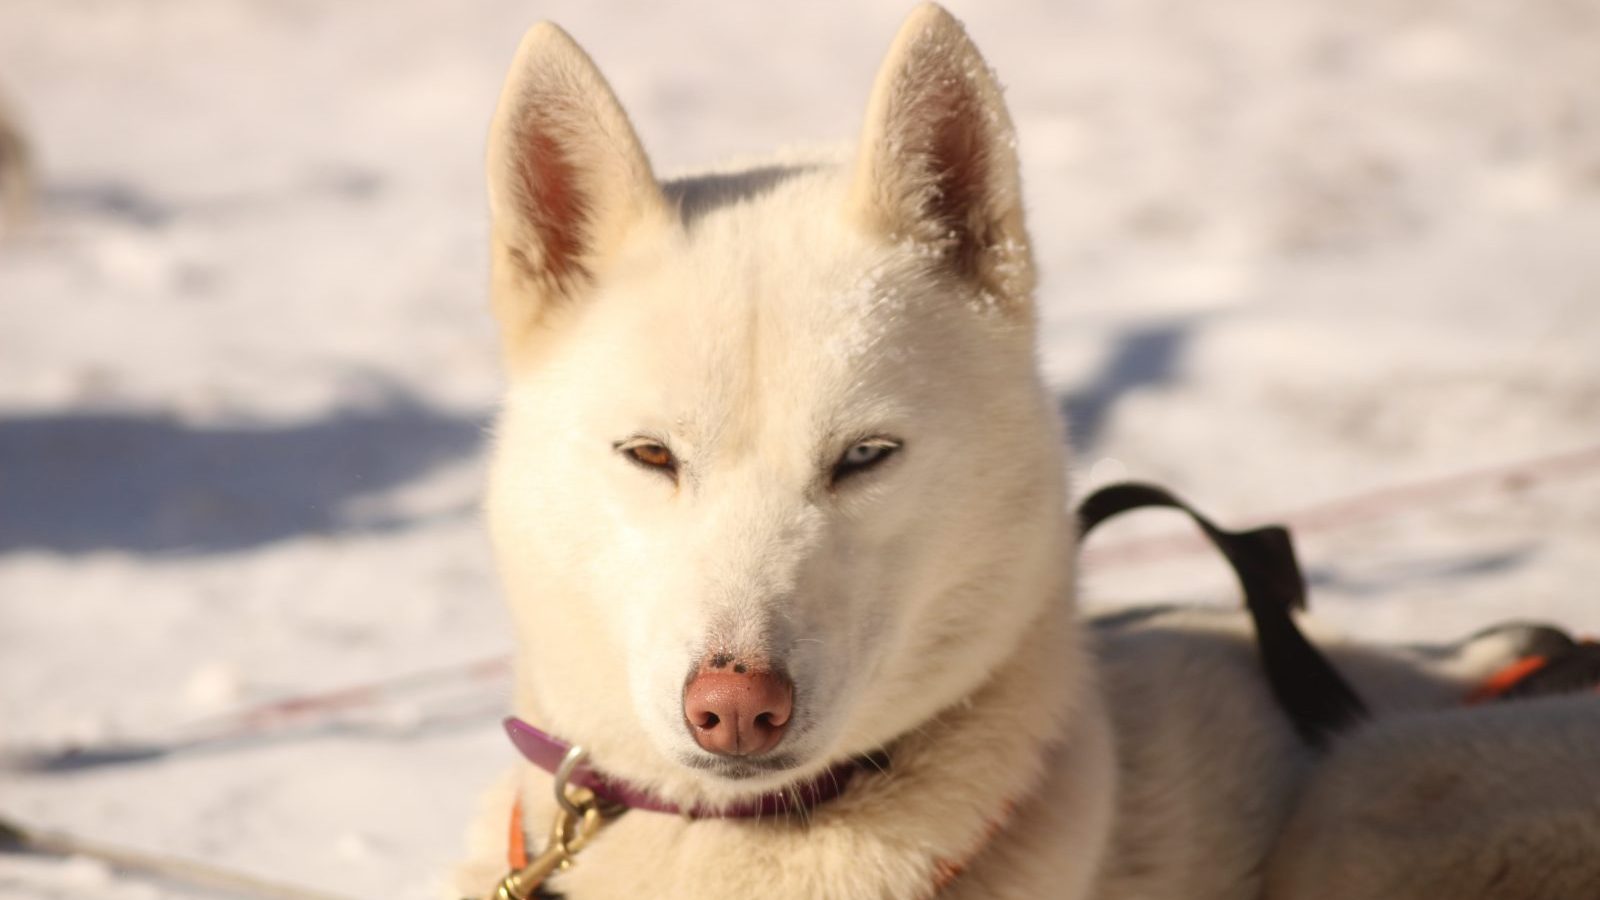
left=485, top=4, right=1072, bottom=807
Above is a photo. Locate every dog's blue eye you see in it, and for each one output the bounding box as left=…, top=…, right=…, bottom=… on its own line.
left=832, top=439, right=901, bottom=484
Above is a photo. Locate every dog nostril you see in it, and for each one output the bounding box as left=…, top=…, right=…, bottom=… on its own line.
left=683, top=665, right=794, bottom=756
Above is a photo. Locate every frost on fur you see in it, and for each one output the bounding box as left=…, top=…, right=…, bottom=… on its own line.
left=849, top=4, right=1035, bottom=318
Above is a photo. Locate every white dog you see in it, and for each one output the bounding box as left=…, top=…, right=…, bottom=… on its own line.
left=454, top=6, right=1571, bottom=898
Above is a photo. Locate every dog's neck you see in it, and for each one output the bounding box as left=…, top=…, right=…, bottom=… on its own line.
left=475, top=593, right=1111, bottom=900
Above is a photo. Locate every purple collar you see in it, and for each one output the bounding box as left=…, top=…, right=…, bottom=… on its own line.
left=503, top=717, right=866, bottom=818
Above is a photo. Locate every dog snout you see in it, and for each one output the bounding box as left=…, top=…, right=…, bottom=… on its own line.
left=683, top=659, right=793, bottom=757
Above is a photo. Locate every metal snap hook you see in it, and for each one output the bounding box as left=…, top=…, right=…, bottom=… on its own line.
left=553, top=745, right=588, bottom=821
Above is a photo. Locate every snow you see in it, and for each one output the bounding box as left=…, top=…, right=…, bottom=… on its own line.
left=2, top=0, right=1598, bottom=897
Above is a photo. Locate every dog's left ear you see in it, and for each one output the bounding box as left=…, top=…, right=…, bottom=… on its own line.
left=849, top=4, right=1034, bottom=314
left=487, top=23, right=669, bottom=348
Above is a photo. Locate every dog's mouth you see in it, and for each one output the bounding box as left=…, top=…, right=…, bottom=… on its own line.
left=679, top=751, right=804, bottom=780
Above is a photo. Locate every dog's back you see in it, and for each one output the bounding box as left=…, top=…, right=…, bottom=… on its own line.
left=1266, top=693, right=1600, bottom=899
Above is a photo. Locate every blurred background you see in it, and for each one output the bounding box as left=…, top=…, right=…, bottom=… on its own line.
left=2, top=0, right=1598, bottom=896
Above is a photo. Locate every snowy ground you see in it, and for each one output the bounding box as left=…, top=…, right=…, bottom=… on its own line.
left=2, top=0, right=1598, bottom=897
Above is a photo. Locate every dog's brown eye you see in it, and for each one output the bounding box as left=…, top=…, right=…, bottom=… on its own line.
left=832, top=438, right=901, bottom=485
left=618, top=438, right=678, bottom=479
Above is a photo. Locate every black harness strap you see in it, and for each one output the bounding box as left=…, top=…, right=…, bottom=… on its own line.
left=1077, top=482, right=1369, bottom=748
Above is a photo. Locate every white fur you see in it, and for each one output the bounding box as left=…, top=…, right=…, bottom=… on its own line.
left=455, top=6, right=1582, bottom=898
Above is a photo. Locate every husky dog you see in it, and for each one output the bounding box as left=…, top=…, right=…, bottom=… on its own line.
left=1266, top=692, right=1600, bottom=900
left=455, top=6, right=1550, bottom=898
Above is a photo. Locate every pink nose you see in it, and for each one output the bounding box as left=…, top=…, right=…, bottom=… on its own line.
left=683, top=663, right=794, bottom=756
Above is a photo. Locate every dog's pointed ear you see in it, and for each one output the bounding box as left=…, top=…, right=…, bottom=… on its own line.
left=487, top=23, right=668, bottom=341
left=849, top=4, right=1034, bottom=314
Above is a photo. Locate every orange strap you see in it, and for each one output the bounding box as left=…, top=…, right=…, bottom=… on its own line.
left=507, top=797, right=529, bottom=870
left=1467, top=655, right=1549, bottom=704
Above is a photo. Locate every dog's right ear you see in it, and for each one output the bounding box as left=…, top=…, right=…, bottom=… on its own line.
left=487, top=23, right=667, bottom=344
left=848, top=4, right=1034, bottom=316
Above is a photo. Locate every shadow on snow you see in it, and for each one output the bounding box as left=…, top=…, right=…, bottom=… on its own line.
left=0, top=399, right=487, bottom=555
left=1058, top=317, right=1199, bottom=453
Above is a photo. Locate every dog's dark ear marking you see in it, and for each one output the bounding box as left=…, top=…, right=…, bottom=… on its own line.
left=510, top=108, right=589, bottom=288
left=487, top=23, right=668, bottom=342
left=850, top=4, right=1034, bottom=314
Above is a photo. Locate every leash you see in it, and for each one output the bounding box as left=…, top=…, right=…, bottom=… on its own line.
left=1078, top=482, right=1370, bottom=748
left=484, top=746, right=612, bottom=900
